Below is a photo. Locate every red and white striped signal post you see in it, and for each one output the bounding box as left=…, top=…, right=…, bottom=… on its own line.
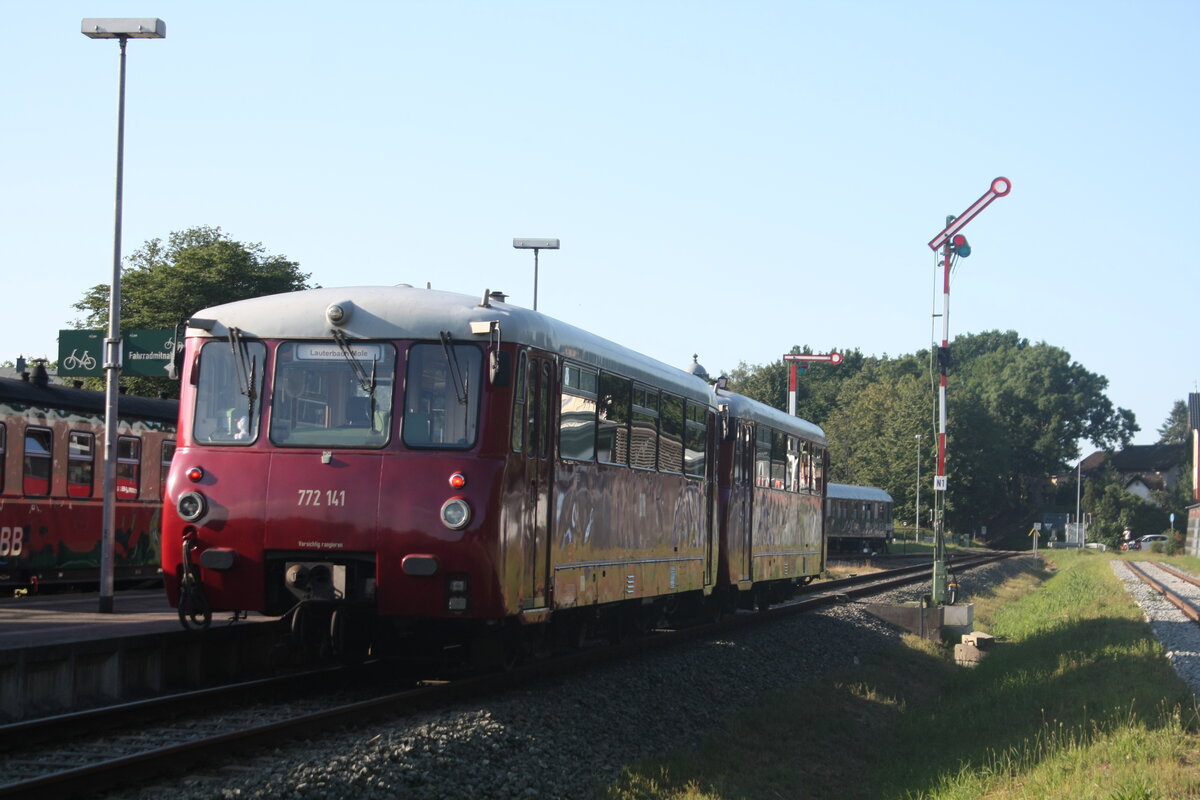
left=924, top=176, right=1011, bottom=604
left=782, top=352, right=843, bottom=416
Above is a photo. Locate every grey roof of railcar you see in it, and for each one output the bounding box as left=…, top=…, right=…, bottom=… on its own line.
left=0, top=376, right=178, bottom=423
left=187, top=285, right=713, bottom=402
left=826, top=483, right=893, bottom=502
left=710, top=388, right=826, bottom=445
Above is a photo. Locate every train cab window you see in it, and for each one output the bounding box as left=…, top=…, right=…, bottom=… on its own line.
left=117, top=437, right=140, bottom=499
left=684, top=402, right=708, bottom=478
left=560, top=364, right=597, bottom=461
left=194, top=339, right=267, bottom=445
left=67, top=431, right=95, bottom=498
left=0, top=423, right=5, bottom=493
left=160, top=440, right=176, bottom=499
left=659, top=393, right=684, bottom=473
left=272, top=341, right=396, bottom=448
left=630, top=385, right=659, bottom=470
left=23, top=427, right=51, bottom=496
left=597, top=373, right=631, bottom=466
left=401, top=342, right=478, bottom=449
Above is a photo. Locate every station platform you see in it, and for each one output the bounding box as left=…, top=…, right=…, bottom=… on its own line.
left=0, top=589, right=286, bottom=722
left=0, top=589, right=196, bottom=650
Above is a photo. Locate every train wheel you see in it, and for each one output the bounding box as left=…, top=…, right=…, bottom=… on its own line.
left=330, top=607, right=371, bottom=663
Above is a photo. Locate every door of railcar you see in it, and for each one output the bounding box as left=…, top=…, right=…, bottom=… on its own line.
left=730, top=420, right=754, bottom=584
left=520, top=352, right=554, bottom=609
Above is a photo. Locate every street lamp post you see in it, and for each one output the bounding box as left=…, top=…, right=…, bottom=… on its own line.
left=82, top=17, right=166, bottom=613
left=915, top=434, right=922, bottom=545
left=512, top=238, right=559, bottom=311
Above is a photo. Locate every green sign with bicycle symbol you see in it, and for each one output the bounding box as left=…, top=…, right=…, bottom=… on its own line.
left=58, top=329, right=178, bottom=378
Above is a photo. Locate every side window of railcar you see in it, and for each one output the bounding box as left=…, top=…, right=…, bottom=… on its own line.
left=67, top=432, right=95, bottom=498
left=538, top=362, right=551, bottom=460
left=511, top=351, right=527, bottom=453
left=754, top=426, right=771, bottom=488
left=786, top=436, right=800, bottom=492
left=160, top=440, right=176, bottom=499
left=683, top=402, right=707, bottom=478
left=0, top=423, right=5, bottom=493
left=770, top=430, right=787, bottom=489
left=194, top=340, right=268, bottom=445
left=23, top=428, right=52, bottom=496
left=559, top=363, right=597, bottom=461
left=597, top=373, right=631, bottom=466
left=659, top=393, right=684, bottom=473
left=630, top=385, right=658, bottom=470
left=401, top=343, right=477, bottom=449
left=813, top=446, right=825, bottom=494
left=117, top=437, right=140, bottom=499
left=273, top=341, right=396, bottom=448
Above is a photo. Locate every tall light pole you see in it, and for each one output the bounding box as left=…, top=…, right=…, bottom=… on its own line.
left=915, top=434, right=922, bottom=543
left=82, top=17, right=166, bottom=613
left=512, top=238, right=559, bottom=311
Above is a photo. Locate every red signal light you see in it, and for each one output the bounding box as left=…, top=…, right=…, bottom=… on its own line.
left=186, top=467, right=204, bottom=482
left=449, top=472, right=466, bottom=489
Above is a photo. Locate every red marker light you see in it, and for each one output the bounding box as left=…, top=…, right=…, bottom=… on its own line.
left=449, top=472, right=467, bottom=489
left=186, top=467, right=204, bottom=482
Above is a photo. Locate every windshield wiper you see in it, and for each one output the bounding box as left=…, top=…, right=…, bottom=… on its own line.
left=332, top=329, right=380, bottom=428
left=228, top=327, right=258, bottom=431
left=439, top=331, right=468, bottom=406
left=332, top=329, right=378, bottom=396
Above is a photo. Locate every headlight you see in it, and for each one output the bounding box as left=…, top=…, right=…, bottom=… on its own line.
left=440, top=497, right=471, bottom=530
left=178, top=491, right=208, bottom=522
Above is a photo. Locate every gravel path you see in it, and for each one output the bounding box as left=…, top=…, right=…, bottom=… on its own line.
left=107, top=559, right=1028, bottom=800
left=1111, top=560, right=1200, bottom=694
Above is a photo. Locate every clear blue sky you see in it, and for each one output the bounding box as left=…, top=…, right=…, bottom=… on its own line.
left=5, top=1, right=1196, bottom=448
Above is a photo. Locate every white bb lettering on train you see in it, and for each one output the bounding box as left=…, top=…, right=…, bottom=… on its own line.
left=0, top=526, right=23, bottom=557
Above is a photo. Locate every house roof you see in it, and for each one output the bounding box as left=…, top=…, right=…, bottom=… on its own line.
left=1081, top=444, right=1187, bottom=475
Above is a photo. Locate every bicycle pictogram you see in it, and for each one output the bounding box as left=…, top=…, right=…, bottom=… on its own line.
left=63, top=349, right=97, bottom=371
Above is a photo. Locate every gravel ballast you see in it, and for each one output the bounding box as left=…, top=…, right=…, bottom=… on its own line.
left=110, top=559, right=1032, bottom=800
left=1111, top=560, right=1200, bottom=694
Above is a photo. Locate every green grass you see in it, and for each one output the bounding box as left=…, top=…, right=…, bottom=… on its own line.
left=599, top=551, right=1200, bottom=800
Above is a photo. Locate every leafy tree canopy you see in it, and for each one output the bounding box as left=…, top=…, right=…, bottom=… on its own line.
left=725, top=329, right=1139, bottom=537
left=73, top=226, right=314, bottom=398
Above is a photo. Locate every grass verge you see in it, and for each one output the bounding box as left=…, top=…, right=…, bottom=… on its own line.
left=599, top=551, right=1200, bottom=800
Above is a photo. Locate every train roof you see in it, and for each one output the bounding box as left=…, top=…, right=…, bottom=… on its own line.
left=0, top=376, right=178, bottom=423
left=186, top=285, right=714, bottom=402
left=711, top=388, right=826, bottom=445
left=826, top=483, right=893, bottom=502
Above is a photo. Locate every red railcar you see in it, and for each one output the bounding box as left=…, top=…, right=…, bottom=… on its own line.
left=161, top=286, right=824, bottom=652
left=0, top=367, right=177, bottom=590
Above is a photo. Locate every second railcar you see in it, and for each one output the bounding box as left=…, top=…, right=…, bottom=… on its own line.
left=712, top=388, right=827, bottom=609
left=825, top=483, right=893, bottom=555
left=0, top=367, right=177, bottom=590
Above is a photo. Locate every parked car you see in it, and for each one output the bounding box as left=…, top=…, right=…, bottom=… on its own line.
left=1138, top=534, right=1169, bottom=551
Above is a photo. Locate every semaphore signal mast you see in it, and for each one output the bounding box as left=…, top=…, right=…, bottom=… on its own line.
left=925, top=176, right=1011, bottom=605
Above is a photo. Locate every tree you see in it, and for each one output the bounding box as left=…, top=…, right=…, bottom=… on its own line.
left=1157, top=399, right=1190, bottom=445
left=73, top=226, right=314, bottom=398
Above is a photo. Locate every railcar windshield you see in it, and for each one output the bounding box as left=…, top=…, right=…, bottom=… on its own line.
left=402, top=342, right=481, bottom=449
left=193, top=339, right=267, bottom=445
left=269, top=341, right=396, bottom=448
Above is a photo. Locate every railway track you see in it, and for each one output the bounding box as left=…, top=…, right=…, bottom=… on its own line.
left=0, top=552, right=1013, bottom=799
left=1124, top=560, right=1200, bottom=623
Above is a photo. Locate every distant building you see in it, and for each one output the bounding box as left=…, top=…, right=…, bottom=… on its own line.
left=1080, top=444, right=1188, bottom=506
